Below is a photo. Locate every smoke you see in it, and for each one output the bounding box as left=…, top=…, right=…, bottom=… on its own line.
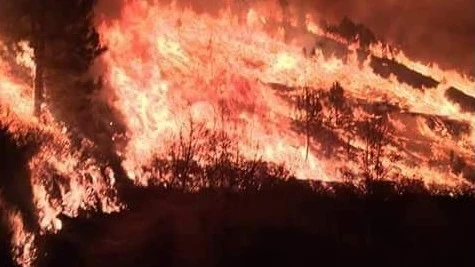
left=96, top=0, right=474, bottom=75
left=96, top=0, right=229, bottom=19
left=304, top=0, right=475, bottom=75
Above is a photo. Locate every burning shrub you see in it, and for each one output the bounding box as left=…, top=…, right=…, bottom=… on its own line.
left=324, top=16, right=377, bottom=48
left=359, top=114, right=390, bottom=181
left=328, top=82, right=346, bottom=126
left=294, top=86, right=323, bottom=159
left=145, top=119, right=293, bottom=192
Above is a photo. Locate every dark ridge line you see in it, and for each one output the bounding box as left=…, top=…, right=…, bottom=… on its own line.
left=308, top=32, right=475, bottom=113
left=445, top=87, right=475, bottom=113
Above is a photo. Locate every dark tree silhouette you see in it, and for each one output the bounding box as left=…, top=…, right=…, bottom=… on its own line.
left=278, top=0, right=290, bottom=42
left=296, top=86, right=323, bottom=160
left=0, top=0, right=105, bottom=118
left=361, top=115, right=390, bottom=182
left=328, top=82, right=345, bottom=126
left=325, top=16, right=377, bottom=48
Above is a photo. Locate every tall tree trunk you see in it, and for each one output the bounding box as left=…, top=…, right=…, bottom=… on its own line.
left=279, top=0, right=290, bottom=42
left=33, top=39, right=44, bottom=117
left=32, top=3, right=45, bottom=118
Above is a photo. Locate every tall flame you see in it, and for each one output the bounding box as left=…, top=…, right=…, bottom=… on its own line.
left=1, top=42, right=122, bottom=266
left=0, top=1, right=473, bottom=266
left=99, top=1, right=473, bottom=188
left=100, top=2, right=331, bottom=184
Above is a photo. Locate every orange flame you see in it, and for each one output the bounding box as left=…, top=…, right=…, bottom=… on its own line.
left=0, top=2, right=474, bottom=266
left=100, top=2, right=334, bottom=185
left=99, top=1, right=473, bottom=189
left=1, top=42, right=122, bottom=266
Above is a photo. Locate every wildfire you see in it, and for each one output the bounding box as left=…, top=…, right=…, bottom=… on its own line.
left=0, top=42, right=122, bottom=266
left=0, top=1, right=474, bottom=266
left=99, top=1, right=473, bottom=188
left=369, top=42, right=475, bottom=98
left=0, top=198, right=36, bottom=267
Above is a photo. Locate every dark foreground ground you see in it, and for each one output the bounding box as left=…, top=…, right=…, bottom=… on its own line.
left=2, top=183, right=475, bottom=267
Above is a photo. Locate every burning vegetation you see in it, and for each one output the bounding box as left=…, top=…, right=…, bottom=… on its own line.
left=0, top=1, right=474, bottom=266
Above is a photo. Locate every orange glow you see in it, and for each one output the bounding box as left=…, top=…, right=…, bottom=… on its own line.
left=100, top=2, right=333, bottom=185
left=99, top=1, right=473, bottom=189
left=0, top=1, right=474, bottom=266
left=369, top=42, right=475, bottom=98
left=1, top=42, right=122, bottom=266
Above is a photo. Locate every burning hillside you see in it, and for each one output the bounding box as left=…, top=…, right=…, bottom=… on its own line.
left=0, top=1, right=474, bottom=266
left=98, top=1, right=474, bottom=186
